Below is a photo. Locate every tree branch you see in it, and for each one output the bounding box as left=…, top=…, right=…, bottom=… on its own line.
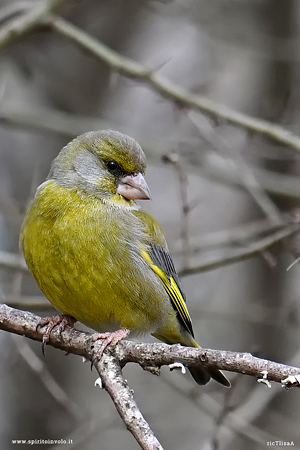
left=178, top=222, right=300, bottom=276
left=0, top=0, right=70, bottom=51
left=0, top=102, right=112, bottom=138
left=50, top=16, right=300, bottom=154
left=0, top=303, right=163, bottom=450
left=187, top=111, right=283, bottom=225
left=1, top=303, right=300, bottom=386
left=2, top=3, right=300, bottom=155
left=2, top=303, right=300, bottom=448
left=94, top=355, right=163, bottom=450
left=1, top=103, right=300, bottom=202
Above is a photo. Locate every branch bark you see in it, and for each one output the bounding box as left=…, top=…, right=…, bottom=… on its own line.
left=1, top=303, right=300, bottom=385
left=1, top=303, right=300, bottom=448
left=94, top=355, right=163, bottom=450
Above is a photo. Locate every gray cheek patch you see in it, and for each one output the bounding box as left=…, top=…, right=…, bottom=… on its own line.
left=74, top=150, right=104, bottom=185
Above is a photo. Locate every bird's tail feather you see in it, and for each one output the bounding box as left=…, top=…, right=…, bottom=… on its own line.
left=188, top=366, right=230, bottom=387
left=188, top=339, right=231, bottom=387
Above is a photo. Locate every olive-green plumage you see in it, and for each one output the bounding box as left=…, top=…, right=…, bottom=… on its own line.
left=20, top=130, right=230, bottom=387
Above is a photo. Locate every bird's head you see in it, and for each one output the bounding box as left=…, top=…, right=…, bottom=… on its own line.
left=48, top=130, right=151, bottom=204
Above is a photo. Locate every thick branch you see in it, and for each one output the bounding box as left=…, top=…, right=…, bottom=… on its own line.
left=1, top=304, right=300, bottom=386
left=94, top=355, right=163, bottom=450
left=0, top=303, right=163, bottom=450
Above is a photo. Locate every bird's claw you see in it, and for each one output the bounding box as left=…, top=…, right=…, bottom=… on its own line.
left=37, top=314, right=76, bottom=355
left=91, top=328, right=130, bottom=360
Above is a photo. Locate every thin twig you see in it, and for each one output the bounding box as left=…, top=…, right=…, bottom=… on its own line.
left=162, top=153, right=191, bottom=266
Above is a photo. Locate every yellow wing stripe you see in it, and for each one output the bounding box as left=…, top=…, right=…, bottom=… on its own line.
left=140, top=248, right=192, bottom=334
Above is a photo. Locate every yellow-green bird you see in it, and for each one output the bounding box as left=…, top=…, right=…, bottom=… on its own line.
left=20, top=130, right=230, bottom=387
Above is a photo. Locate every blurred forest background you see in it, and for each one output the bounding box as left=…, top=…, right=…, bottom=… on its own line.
left=0, top=0, right=300, bottom=449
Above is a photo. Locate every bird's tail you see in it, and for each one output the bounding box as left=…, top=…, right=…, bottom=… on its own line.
left=188, top=366, right=230, bottom=387
left=188, top=340, right=231, bottom=387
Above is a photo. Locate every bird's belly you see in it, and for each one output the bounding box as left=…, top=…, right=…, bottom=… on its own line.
left=42, top=264, right=167, bottom=334
left=26, top=235, right=169, bottom=335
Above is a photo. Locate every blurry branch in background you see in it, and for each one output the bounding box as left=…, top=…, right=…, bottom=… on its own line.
left=162, top=153, right=192, bottom=267
left=0, top=250, right=27, bottom=271
left=171, top=219, right=284, bottom=254
left=12, top=340, right=121, bottom=450
left=3, top=295, right=49, bottom=309
left=1, top=104, right=300, bottom=203
left=0, top=1, right=33, bottom=25
left=11, top=334, right=84, bottom=419
left=179, top=221, right=300, bottom=276
left=165, top=375, right=289, bottom=450
left=210, top=378, right=239, bottom=450
left=49, top=16, right=300, bottom=154
left=1, top=1, right=300, bottom=154
left=194, top=151, right=300, bottom=202
left=211, top=350, right=300, bottom=450
left=0, top=102, right=113, bottom=138
left=160, top=152, right=297, bottom=274
left=187, top=111, right=282, bottom=225
left=1, top=304, right=300, bottom=449
left=0, top=0, right=69, bottom=51
left=11, top=334, right=109, bottom=449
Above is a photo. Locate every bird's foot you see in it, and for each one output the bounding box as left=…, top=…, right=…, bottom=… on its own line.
left=92, top=328, right=130, bottom=359
left=37, top=314, right=76, bottom=355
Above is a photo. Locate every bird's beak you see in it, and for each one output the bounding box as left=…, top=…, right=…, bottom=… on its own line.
left=117, top=172, right=151, bottom=200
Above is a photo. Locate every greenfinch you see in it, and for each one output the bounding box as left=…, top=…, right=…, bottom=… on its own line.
left=20, top=130, right=230, bottom=387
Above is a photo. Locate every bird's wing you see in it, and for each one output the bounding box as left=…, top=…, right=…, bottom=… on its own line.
left=133, top=210, right=194, bottom=337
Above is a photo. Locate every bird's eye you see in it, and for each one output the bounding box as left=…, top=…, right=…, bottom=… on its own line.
left=106, top=161, right=119, bottom=173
